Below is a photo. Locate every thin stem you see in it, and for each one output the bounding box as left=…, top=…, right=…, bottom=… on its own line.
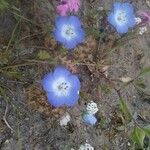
left=10, top=10, right=40, bottom=27
left=5, top=19, right=20, bottom=52
left=17, top=31, right=45, bottom=43
left=3, top=104, right=14, bottom=132
left=1, top=62, right=36, bottom=70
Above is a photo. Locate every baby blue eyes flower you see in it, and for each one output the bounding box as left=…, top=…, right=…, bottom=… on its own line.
left=108, top=2, right=136, bottom=33
left=83, top=114, right=97, bottom=126
left=54, top=16, right=85, bottom=49
left=42, top=66, right=80, bottom=107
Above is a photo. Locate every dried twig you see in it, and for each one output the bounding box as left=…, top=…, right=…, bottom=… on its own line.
left=3, top=104, right=14, bottom=132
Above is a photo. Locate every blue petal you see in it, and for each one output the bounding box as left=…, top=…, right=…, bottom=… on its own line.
left=64, top=75, right=80, bottom=106
left=64, top=39, right=78, bottom=49
left=108, top=12, right=117, bottom=27
left=55, top=16, right=68, bottom=29
left=64, top=27, right=85, bottom=49
left=68, top=16, right=82, bottom=27
left=68, top=74, right=80, bottom=91
left=75, top=28, right=85, bottom=43
left=64, top=92, right=79, bottom=106
left=122, top=3, right=134, bottom=15
left=126, top=14, right=136, bottom=28
left=47, top=92, right=66, bottom=107
left=113, top=2, right=122, bottom=10
left=42, top=72, right=54, bottom=92
left=116, top=24, right=128, bottom=33
left=83, top=114, right=97, bottom=125
left=53, top=67, right=71, bottom=79
left=54, top=29, right=67, bottom=44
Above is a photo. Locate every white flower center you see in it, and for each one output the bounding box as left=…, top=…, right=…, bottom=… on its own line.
left=52, top=77, right=71, bottom=96
left=79, top=143, right=94, bottom=150
left=115, top=10, right=127, bottom=25
left=61, top=25, right=76, bottom=40
left=86, top=101, right=98, bottom=115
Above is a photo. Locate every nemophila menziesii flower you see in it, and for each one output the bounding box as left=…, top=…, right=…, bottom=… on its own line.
left=54, top=16, right=85, bottom=49
left=108, top=2, right=136, bottom=33
left=57, top=0, right=80, bottom=16
left=42, top=66, right=80, bottom=107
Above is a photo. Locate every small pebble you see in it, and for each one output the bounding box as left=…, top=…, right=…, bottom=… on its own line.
left=139, top=26, right=147, bottom=35
left=60, top=112, right=70, bottom=126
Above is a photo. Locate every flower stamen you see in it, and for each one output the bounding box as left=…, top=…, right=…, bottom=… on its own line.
left=62, top=25, right=76, bottom=40
left=116, top=11, right=127, bottom=24
left=53, top=79, right=71, bottom=97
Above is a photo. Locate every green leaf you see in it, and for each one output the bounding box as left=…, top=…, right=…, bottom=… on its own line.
left=0, top=51, right=11, bottom=66
left=139, top=67, right=150, bottom=77
left=135, top=78, right=146, bottom=89
left=119, top=98, right=132, bottom=122
left=131, top=127, right=146, bottom=148
left=59, top=47, right=68, bottom=55
left=3, top=70, right=22, bottom=80
left=99, top=84, right=112, bottom=94
left=37, top=50, right=51, bottom=60
left=0, top=0, right=9, bottom=13
left=142, top=125, right=150, bottom=136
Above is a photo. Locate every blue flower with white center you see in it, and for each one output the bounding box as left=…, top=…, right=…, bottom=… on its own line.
left=83, top=113, right=97, bottom=126
left=54, top=16, right=85, bottom=49
left=42, top=66, right=80, bottom=107
left=108, top=2, right=136, bottom=33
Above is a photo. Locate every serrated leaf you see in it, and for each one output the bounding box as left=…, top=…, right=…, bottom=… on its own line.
left=139, top=67, right=150, bottom=77
left=37, top=50, right=51, bottom=60
left=142, top=125, right=150, bottom=136
left=119, top=98, right=132, bottom=122
left=131, top=127, right=146, bottom=148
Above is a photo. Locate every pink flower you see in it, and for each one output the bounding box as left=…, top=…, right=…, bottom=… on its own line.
left=138, top=11, right=150, bottom=26
left=57, top=3, right=69, bottom=16
left=56, top=0, right=80, bottom=16
left=68, top=0, right=80, bottom=12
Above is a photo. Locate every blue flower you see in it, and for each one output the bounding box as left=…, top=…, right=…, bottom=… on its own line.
left=83, top=113, right=97, bottom=125
left=108, top=2, right=136, bottom=33
left=54, top=16, right=85, bottom=49
left=42, top=66, right=80, bottom=107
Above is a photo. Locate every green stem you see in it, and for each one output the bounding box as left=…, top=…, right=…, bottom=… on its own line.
left=5, top=19, right=20, bottom=52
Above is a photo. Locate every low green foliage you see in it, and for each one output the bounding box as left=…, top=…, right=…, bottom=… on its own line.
left=131, top=126, right=150, bottom=149
left=131, top=127, right=145, bottom=148
left=99, top=84, right=112, bottom=94
left=135, top=77, right=146, bottom=89
left=134, top=67, right=150, bottom=97
left=0, top=51, right=11, bottom=66
left=139, top=67, right=150, bottom=77
left=142, top=125, right=150, bottom=137
left=37, top=50, right=51, bottom=60
left=59, top=47, right=68, bottom=55
left=119, top=98, right=132, bottom=122
left=0, top=0, right=9, bottom=13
